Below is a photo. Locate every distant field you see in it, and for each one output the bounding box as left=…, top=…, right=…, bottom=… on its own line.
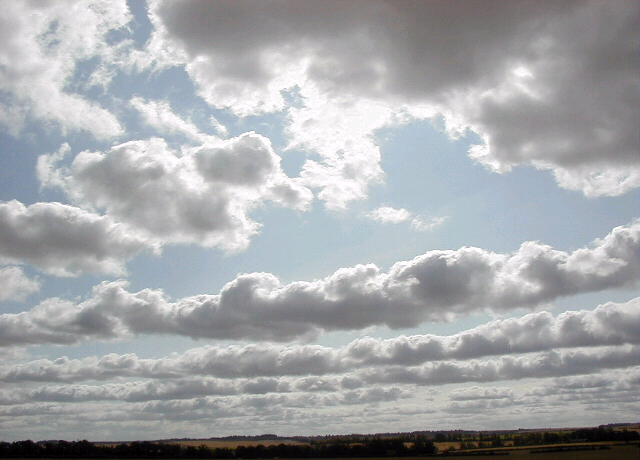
left=168, top=439, right=308, bottom=448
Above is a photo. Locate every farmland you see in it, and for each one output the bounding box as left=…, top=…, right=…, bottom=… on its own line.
left=2, top=425, right=638, bottom=459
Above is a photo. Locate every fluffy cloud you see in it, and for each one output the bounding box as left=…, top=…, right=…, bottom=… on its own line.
left=0, top=0, right=130, bottom=138
left=38, top=133, right=312, bottom=251
left=0, top=267, right=40, bottom=302
left=0, top=200, right=153, bottom=277
left=2, top=222, right=638, bottom=345
left=146, top=0, right=638, bottom=204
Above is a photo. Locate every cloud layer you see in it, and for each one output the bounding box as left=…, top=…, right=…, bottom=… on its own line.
left=1, top=301, right=637, bottom=439
left=2, top=222, right=637, bottom=345
left=2, top=298, right=637, bottom=382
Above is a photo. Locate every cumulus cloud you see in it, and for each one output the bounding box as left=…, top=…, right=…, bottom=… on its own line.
left=0, top=200, right=154, bottom=277
left=1, top=222, right=638, bottom=344
left=0, top=0, right=130, bottom=138
left=145, top=0, right=638, bottom=203
left=38, top=133, right=312, bottom=251
left=0, top=267, right=40, bottom=302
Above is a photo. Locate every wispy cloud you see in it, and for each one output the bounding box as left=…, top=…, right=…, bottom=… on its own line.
left=367, top=206, right=448, bottom=232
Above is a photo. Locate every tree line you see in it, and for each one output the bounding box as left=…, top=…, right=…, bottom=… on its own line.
left=0, top=437, right=434, bottom=459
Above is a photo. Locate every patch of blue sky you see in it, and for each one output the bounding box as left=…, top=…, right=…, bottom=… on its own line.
left=29, top=333, right=204, bottom=362
left=0, top=125, right=77, bottom=205
left=36, top=19, right=61, bottom=53
left=108, top=65, right=194, bottom=105
left=118, top=110, right=638, bottom=306
left=371, top=119, right=639, bottom=254
left=62, top=57, right=104, bottom=95
left=107, top=65, right=238, bottom=143
left=125, top=0, right=154, bottom=49
left=123, top=200, right=345, bottom=298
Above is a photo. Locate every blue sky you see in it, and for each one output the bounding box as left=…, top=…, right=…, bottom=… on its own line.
left=0, top=0, right=638, bottom=442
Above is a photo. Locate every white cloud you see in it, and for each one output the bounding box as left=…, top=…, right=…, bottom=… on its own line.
left=287, top=90, right=392, bottom=209
left=0, top=0, right=130, bottom=138
left=411, top=216, right=449, bottom=232
left=367, top=207, right=448, bottom=232
left=129, top=97, right=210, bottom=143
left=0, top=200, right=154, bottom=277
left=146, top=0, right=639, bottom=201
left=0, top=267, right=40, bottom=302
left=367, top=207, right=411, bottom=224
left=209, top=116, right=229, bottom=138
left=38, top=133, right=312, bottom=252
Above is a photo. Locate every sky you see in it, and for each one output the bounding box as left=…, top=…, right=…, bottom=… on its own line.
left=0, top=0, right=638, bottom=442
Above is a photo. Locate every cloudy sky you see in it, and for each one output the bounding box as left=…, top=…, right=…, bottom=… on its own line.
left=0, top=0, right=638, bottom=442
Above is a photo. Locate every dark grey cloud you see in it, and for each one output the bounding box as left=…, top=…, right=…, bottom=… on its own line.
left=148, top=0, right=639, bottom=198
left=1, top=222, right=637, bottom=345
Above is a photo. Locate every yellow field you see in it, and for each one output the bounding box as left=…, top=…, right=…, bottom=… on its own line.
left=433, top=441, right=461, bottom=451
